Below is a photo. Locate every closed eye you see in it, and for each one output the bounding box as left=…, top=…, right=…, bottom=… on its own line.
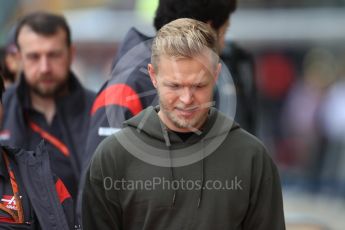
left=193, top=84, right=206, bottom=89
left=26, top=53, right=40, bottom=62
left=167, top=83, right=180, bottom=89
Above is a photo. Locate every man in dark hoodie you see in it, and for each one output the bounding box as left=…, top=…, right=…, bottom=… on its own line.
left=84, top=0, right=237, bottom=171
left=0, top=73, right=74, bottom=229
left=79, top=0, right=237, bottom=219
left=82, top=18, right=285, bottom=230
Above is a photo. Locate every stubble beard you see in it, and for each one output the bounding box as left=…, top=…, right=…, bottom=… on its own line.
left=159, top=97, right=207, bottom=131
left=29, top=75, right=69, bottom=98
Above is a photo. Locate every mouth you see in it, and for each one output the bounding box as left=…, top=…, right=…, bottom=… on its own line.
left=175, top=107, right=199, bottom=117
left=40, top=78, right=56, bottom=86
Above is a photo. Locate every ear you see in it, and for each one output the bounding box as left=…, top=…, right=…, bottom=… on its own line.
left=148, top=63, right=158, bottom=88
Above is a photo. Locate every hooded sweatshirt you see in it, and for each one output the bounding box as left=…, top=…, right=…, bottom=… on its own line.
left=82, top=106, right=285, bottom=230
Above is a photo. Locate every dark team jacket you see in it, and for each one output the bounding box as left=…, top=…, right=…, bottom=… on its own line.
left=0, top=142, right=73, bottom=229
left=83, top=28, right=155, bottom=171
left=220, top=42, right=257, bottom=134
left=0, top=72, right=95, bottom=200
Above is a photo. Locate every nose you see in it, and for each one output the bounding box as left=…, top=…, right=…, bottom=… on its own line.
left=39, top=56, right=50, bottom=73
left=179, top=87, right=194, bottom=105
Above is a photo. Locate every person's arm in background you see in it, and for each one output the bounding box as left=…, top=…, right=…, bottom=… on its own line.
left=220, top=42, right=258, bottom=135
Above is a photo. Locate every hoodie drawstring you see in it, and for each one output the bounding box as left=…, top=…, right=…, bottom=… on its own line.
left=198, top=140, right=205, bottom=208
left=160, top=121, right=207, bottom=209
left=160, top=122, right=177, bottom=208
left=169, top=146, right=177, bottom=208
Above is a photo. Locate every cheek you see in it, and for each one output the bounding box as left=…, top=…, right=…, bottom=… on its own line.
left=160, top=90, right=179, bottom=105
left=165, top=92, right=177, bottom=103
left=54, top=58, right=69, bottom=71
left=55, top=68, right=69, bottom=80
left=197, top=88, right=213, bottom=101
left=23, top=64, right=38, bottom=81
left=50, top=61, right=70, bottom=80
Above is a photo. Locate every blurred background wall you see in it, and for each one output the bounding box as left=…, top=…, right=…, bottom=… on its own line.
left=1, top=0, right=345, bottom=229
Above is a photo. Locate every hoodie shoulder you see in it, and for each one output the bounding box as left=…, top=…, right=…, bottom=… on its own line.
left=232, top=128, right=264, bottom=147
left=227, top=126, right=273, bottom=162
left=89, top=134, right=118, bottom=179
left=89, top=132, right=135, bottom=182
left=92, top=134, right=119, bottom=159
left=230, top=129, right=282, bottom=186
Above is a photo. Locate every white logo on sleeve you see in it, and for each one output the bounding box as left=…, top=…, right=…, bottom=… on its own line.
left=98, top=127, right=121, bottom=137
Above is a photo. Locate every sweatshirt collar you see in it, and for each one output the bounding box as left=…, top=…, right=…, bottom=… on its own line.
left=123, top=106, right=217, bottom=145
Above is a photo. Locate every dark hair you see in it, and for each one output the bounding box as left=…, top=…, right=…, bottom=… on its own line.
left=154, top=0, right=237, bottom=31
left=15, top=11, right=71, bottom=49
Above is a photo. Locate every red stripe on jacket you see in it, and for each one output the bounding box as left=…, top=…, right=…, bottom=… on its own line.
left=29, top=121, right=70, bottom=157
left=55, top=178, right=71, bottom=203
left=91, top=84, right=143, bottom=116
left=0, top=216, right=16, bottom=223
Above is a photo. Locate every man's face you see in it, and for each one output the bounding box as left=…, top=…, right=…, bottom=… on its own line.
left=148, top=54, right=220, bottom=132
left=17, top=26, right=73, bottom=98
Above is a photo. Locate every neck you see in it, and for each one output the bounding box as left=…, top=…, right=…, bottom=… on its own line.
left=30, top=91, right=56, bottom=125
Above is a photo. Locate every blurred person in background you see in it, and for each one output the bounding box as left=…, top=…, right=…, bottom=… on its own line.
left=319, top=54, right=345, bottom=197
left=0, top=47, right=15, bottom=89
left=0, top=12, right=95, bottom=203
left=0, top=26, right=21, bottom=89
left=220, top=42, right=257, bottom=134
left=281, top=48, right=336, bottom=192
left=0, top=73, right=74, bottom=229
left=0, top=48, right=11, bottom=128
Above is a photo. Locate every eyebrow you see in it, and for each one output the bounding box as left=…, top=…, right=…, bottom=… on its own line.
left=164, top=80, right=209, bottom=86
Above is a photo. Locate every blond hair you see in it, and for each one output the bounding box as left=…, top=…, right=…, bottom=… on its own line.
left=151, top=18, right=219, bottom=69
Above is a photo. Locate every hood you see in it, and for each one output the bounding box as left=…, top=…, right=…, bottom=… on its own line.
left=112, top=27, right=152, bottom=69
left=109, top=28, right=153, bottom=86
